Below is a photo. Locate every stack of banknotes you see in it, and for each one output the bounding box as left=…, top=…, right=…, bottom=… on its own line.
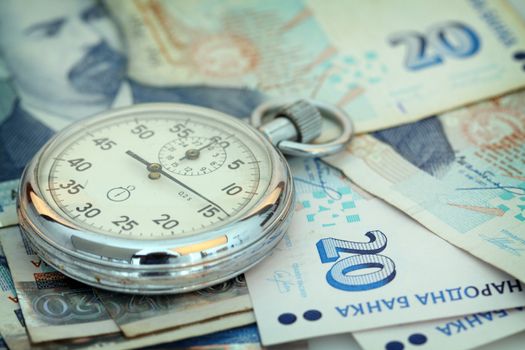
left=0, top=0, right=524, bottom=349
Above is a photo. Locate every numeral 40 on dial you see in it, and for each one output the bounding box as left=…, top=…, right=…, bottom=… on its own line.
left=316, top=231, right=396, bottom=292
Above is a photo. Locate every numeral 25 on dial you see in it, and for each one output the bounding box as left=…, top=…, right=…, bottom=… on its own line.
left=316, top=231, right=396, bottom=291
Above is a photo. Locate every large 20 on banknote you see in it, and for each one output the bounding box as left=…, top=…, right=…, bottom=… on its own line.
left=107, top=0, right=525, bottom=132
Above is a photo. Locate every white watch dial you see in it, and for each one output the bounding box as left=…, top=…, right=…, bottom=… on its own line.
left=38, top=112, right=272, bottom=239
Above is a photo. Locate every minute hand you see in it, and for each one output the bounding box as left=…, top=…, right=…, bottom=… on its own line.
left=125, top=150, right=230, bottom=217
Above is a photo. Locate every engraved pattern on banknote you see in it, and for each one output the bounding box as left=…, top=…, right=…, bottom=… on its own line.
left=18, top=282, right=111, bottom=325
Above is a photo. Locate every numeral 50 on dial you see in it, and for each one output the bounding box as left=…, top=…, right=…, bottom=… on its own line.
left=316, top=231, right=396, bottom=291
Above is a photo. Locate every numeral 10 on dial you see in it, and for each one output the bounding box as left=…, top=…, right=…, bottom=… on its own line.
left=316, top=231, right=396, bottom=291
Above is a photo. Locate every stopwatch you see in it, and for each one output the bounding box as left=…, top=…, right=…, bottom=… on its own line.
left=18, top=100, right=352, bottom=294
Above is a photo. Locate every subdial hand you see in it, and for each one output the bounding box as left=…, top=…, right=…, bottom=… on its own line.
left=125, top=150, right=230, bottom=216
left=179, top=138, right=219, bottom=161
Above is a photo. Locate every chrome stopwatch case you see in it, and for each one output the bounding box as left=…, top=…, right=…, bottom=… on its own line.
left=18, top=101, right=352, bottom=294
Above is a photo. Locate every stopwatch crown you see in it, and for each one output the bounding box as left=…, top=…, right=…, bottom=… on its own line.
left=276, top=100, right=322, bottom=143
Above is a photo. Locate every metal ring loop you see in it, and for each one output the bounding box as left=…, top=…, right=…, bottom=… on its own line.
left=251, top=98, right=354, bottom=157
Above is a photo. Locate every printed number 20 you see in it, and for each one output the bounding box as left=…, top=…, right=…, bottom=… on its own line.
left=389, top=22, right=480, bottom=71
left=316, top=231, right=396, bottom=291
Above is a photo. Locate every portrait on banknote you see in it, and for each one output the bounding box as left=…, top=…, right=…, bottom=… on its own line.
left=0, top=0, right=263, bottom=182
left=373, top=117, right=456, bottom=178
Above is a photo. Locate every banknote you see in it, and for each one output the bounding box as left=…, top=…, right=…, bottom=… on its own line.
left=0, top=239, right=25, bottom=350
left=510, top=0, right=525, bottom=22
left=0, top=180, right=17, bottom=228
left=163, top=324, right=262, bottom=350
left=0, top=226, right=120, bottom=343
left=308, top=330, right=525, bottom=350
left=107, top=0, right=525, bottom=133
left=478, top=330, right=525, bottom=350
left=0, top=227, right=258, bottom=348
left=0, top=79, right=17, bottom=227
left=1, top=236, right=106, bottom=350
left=327, top=90, right=525, bottom=283
left=354, top=307, right=525, bottom=350
left=245, top=158, right=525, bottom=346
left=307, top=333, right=360, bottom=350
left=97, top=275, right=252, bottom=337
left=102, top=310, right=257, bottom=350
left=1, top=305, right=255, bottom=350
left=308, top=324, right=525, bottom=350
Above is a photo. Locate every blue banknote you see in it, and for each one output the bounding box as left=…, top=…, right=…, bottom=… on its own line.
left=153, top=324, right=260, bottom=349
left=246, top=158, right=525, bottom=346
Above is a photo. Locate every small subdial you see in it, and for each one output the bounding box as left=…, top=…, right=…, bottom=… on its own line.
left=159, top=136, right=227, bottom=176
